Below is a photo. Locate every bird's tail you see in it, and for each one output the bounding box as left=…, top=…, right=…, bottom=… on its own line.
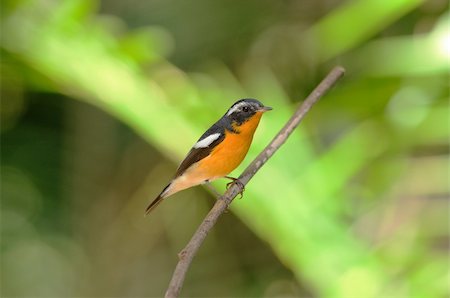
left=145, top=183, right=171, bottom=215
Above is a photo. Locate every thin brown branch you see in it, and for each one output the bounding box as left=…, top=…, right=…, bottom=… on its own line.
left=164, top=66, right=346, bottom=298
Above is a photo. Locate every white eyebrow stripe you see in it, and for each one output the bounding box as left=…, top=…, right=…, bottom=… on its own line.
left=226, top=102, right=247, bottom=116
left=193, top=133, right=221, bottom=148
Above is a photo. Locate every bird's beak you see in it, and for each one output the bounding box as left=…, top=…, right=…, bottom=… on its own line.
left=259, top=106, right=273, bottom=112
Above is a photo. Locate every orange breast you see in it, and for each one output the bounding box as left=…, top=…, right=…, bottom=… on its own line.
left=165, top=112, right=264, bottom=197
left=196, top=111, right=263, bottom=179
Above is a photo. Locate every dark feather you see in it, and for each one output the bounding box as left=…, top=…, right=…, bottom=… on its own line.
left=145, top=183, right=170, bottom=214
left=174, top=120, right=227, bottom=177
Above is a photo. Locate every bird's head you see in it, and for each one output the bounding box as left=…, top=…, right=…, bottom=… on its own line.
left=224, top=99, right=272, bottom=129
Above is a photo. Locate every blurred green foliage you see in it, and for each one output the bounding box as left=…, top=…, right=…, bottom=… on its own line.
left=1, top=0, right=449, bottom=297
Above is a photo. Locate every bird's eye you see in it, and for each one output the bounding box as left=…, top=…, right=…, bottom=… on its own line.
left=242, top=106, right=249, bottom=112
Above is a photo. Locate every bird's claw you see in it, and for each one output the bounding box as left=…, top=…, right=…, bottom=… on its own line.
left=225, top=177, right=245, bottom=199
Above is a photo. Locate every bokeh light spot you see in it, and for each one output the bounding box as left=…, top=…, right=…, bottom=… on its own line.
left=386, top=86, right=431, bottom=128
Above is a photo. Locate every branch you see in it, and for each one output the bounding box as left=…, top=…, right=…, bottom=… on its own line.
left=164, top=66, right=346, bottom=298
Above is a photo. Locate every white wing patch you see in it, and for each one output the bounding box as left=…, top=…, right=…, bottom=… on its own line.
left=193, top=133, right=221, bottom=148
left=226, top=102, right=246, bottom=116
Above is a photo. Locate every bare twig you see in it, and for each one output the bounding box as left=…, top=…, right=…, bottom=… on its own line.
left=165, top=66, right=346, bottom=298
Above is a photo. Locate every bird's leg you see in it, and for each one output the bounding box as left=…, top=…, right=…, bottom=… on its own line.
left=224, top=176, right=245, bottom=199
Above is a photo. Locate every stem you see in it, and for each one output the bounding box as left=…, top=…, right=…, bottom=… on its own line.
left=164, top=66, right=346, bottom=298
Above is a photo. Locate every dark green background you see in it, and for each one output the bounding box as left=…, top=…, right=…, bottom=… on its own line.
left=1, top=0, right=448, bottom=297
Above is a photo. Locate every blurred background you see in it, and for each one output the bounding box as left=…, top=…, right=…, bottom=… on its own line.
left=1, top=0, right=449, bottom=297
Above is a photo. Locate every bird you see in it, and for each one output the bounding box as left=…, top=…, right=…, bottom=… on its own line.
left=145, top=98, right=272, bottom=214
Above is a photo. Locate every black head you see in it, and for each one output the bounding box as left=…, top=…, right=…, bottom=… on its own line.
left=224, top=98, right=272, bottom=125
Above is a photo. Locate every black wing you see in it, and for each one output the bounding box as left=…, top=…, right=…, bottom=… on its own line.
left=174, top=120, right=226, bottom=178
